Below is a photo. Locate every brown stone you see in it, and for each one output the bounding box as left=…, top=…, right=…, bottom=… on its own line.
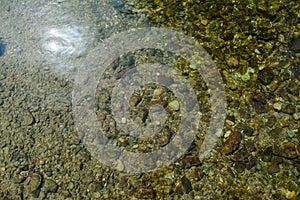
left=267, top=163, right=280, bottom=174
left=280, top=142, right=298, bottom=159
left=251, top=94, right=269, bottom=114
left=182, top=155, right=201, bottom=168
left=226, top=57, right=239, bottom=67
left=221, top=131, right=242, bottom=155
left=134, top=188, right=156, bottom=199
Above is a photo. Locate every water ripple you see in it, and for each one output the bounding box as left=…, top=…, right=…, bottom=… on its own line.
left=42, top=25, right=85, bottom=58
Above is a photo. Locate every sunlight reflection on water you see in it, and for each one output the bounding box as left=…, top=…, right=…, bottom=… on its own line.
left=40, top=24, right=89, bottom=71
left=42, top=26, right=85, bottom=57
left=0, top=0, right=101, bottom=73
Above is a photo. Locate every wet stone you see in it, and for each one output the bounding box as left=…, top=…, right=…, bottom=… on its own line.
left=168, top=100, right=180, bottom=111
left=13, top=174, right=26, bottom=184
left=182, top=155, right=201, bottom=168
left=281, top=120, right=292, bottom=127
left=280, top=142, right=298, bottom=159
left=226, top=57, right=239, bottom=67
left=273, top=102, right=282, bottom=111
left=271, top=156, right=283, bottom=165
left=272, top=144, right=281, bottom=155
left=87, top=181, right=103, bottom=192
left=236, top=123, right=254, bottom=136
left=232, top=148, right=248, bottom=162
left=119, top=54, right=135, bottom=67
left=267, top=163, right=280, bottom=174
left=246, top=156, right=257, bottom=170
left=134, top=188, right=156, bottom=199
left=258, top=67, right=274, bottom=85
left=226, top=115, right=236, bottom=123
left=245, top=141, right=256, bottom=152
left=181, top=176, right=193, bottom=194
left=221, top=131, right=242, bottom=155
left=174, top=182, right=184, bottom=196
left=292, top=113, right=299, bottom=120
left=43, top=178, right=58, bottom=193
left=20, top=110, right=35, bottom=126
left=234, top=162, right=246, bottom=173
left=153, top=88, right=163, bottom=97
left=27, top=173, right=42, bottom=194
left=110, top=1, right=125, bottom=9
left=59, top=189, right=70, bottom=197
left=266, top=115, right=277, bottom=127
left=288, top=34, right=300, bottom=53
left=129, top=95, right=142, bottom=106
left=294, top=65, right=300, bottom=80
left=287, top=82, right=300, bottom=96
left=281, top=104, right=296, bottom=114
left=270, top=127, right=283, bottom=138
left=251, top=94, right=269, bottom=114
left=260, top=146, right=273, bottom=162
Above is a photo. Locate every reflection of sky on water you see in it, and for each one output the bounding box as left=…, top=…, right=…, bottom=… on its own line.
left=0, top=0, right=145, bottom=74
left=40, top=25, right=87, bottom=69
left=0, top=1, right=108, bottom=73
left=42, top=26, right=84, bottom=57
left=33, top=1, right=97, bottom=72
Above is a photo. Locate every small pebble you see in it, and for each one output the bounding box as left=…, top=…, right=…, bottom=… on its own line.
left=67, top=182, right=74, bottom=190
left=224, top=130, right=231, bottom=138
left=168, top=100, right=180, bottom=111
left=116, top=160, right=124, bottom=171
left=201, top=19, right=208, bottom=25
left=153, top=88, right=163, bottom=97
left=59, top=189, right=70, bottom=197
left=129, top=95, right=141, bottom=106
left=287, top=130, right=296, bottom=138
left=121, top=117, right=126, bottom=124
left=273, top=102, right=282, bottom=111
left=93, top=192, right=101, bottom=198
left=226, top=119, right=234, bottom=126
left=226, top=57, right=239, bottom=67
left=292, top=113, right=299, bottom=120
left=286, top=190, right=296, bottom=199
left=43, top=178, right=58, bottom=193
